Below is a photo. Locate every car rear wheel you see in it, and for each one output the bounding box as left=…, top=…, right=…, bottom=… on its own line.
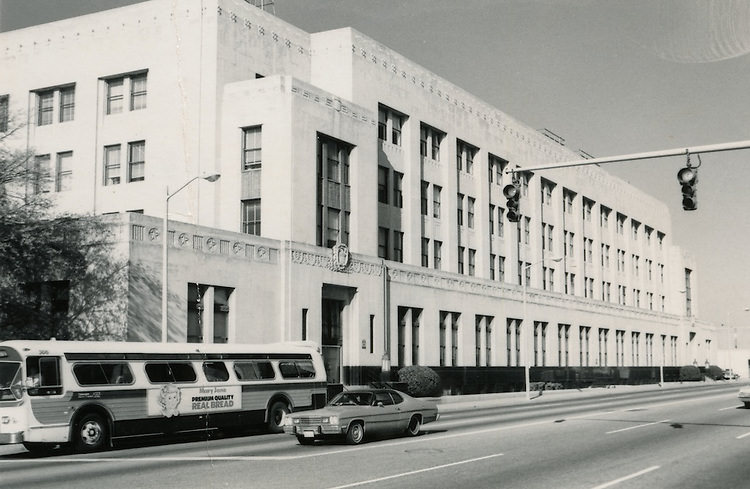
left=744, top=402, right=750, bottom=409
left=406, top=415, right=422, bottom=436
left=346, top=422, right=365, bottom=445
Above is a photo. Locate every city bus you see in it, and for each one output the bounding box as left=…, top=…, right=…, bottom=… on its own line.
left=0, top=340, right=327, bottom=453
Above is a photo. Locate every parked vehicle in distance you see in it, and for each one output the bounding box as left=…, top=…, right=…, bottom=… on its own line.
left=283, top=388, right=439, bottom=445
left=724, top=369, right=740, bottom=380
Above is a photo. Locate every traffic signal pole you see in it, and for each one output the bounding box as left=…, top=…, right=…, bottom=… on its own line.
left=504, top=138, right=750, bottom=175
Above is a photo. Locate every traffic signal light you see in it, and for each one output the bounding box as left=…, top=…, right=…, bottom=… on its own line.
left=503, top=180, right=521, bottom=222
left=677, top=164, right=698, bottom=211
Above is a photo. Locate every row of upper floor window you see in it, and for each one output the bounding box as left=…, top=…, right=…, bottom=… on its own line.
left=0, top=71, right=147, bottom=132
left=29, top=140, right=146, bottom=194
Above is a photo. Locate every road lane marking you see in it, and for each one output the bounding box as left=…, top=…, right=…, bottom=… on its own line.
left=589, top=465, right=660, bottom=489
left=606, top=419, right=670, bottom=434
left=736, top=431, right=750, bottom=439
left=323, top=453, right=504, bottom=489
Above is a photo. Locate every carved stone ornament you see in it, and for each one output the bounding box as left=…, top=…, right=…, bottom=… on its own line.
left=330, top=243, right=351, bottom=272
left=178, top=233, right=189, bottom=246
left=148, top=228, right=159, bottom=241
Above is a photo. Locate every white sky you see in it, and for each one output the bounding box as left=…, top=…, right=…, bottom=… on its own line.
left=2, top=0, right=750, bottom=327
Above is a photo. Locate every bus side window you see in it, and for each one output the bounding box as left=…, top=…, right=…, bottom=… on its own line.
left=26, top=356, right=62, bottom=396
left=234, top=361, right=275, bottom=381
left=202, top=362, right=229, bottom=382
left=279, top=360, right=316, bottom=379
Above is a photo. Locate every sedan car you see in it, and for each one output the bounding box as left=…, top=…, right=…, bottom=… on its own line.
left=739, top=386, right=750, bottom=408
left=283, top=388, right=439, bottom=445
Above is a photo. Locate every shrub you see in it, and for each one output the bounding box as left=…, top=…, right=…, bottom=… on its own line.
left=679, top=365, right=703, bottom=381
left=706, top=365, right=724, bottom=381
left=397, top=366, right=442, bottom=397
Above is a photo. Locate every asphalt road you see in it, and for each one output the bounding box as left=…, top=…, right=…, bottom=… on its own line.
left=0, top=383, right=746, bottom=489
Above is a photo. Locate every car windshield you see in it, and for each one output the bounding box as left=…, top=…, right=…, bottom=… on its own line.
left=330, top=392, right=375, bottom=406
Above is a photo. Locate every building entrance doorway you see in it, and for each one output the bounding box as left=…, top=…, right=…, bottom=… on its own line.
left=321, top=285, right=356, bottom=385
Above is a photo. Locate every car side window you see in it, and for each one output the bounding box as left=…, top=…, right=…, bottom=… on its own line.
left=390, top=392, right=404, bottom=404
left=374, top=392, right=394, bottom=406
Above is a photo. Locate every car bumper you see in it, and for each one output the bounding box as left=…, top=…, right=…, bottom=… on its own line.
left=285, top=424, right=345, bottom=437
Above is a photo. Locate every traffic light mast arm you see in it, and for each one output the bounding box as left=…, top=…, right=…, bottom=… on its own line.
left=503, top=138, right=750, bottom=175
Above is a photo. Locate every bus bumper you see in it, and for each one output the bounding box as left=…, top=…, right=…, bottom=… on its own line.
left=0, top=432, right=23, bottom=444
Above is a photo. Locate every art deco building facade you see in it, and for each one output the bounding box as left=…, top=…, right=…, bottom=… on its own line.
left=0, top=0, right=716, bottom=384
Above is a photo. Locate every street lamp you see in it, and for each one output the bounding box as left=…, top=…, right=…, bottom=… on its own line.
left=161, top=173, right=221, bottom=343
left=523, top=256, right=562, bottom=400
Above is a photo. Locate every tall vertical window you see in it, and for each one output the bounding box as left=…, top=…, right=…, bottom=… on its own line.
left=37, top=90, right=54, bottom=126
left=433, top=241, right=442, bottom=270
left=421, top=238, right=429, bottom=267
left=378, top=167, right=389, bottom=204
left=378, top=104, right=405, bottom=146
left=457, top=193, right=464, bottom=226
left=457, top=246, right=465, bottom=274
left=433, top=185, right=442, bottom=219
left=420, top=123, right=444, bottom=161
left=420, top=181, right=428, bottom=216
left=456, top=140, right=477, bottom=174
left=0, top=94, right=8, bottom=132
left=59, top=86, right=75, bottom=122
left=393, top=171, right=403, bottom=208
left=685, top=268, right=692, bottom=316
left=378, top=228, right=389, bottom=259
left=241, top=199, right=261, bottom=235
left=128, top=140, right=145, bottom=182
left=32, top=154, right=51, bottom=194
left=55, top=151, right=73, bottom=192
left=103, top=145, right=121, bottom=186
left=242, top=126, right=262, bottom=170
left=393, top=231, right=404, bottom=263
left=468, top=249, right=476, bottom=276
left=467, top=197, right=475, bottom=229
left=106, top=78, right=124, bottom=115
left=489, top=154, right=507, bottom=185
left=317, top=134, right=352, bottom=247
left=130, top=73, right=148, bottom=110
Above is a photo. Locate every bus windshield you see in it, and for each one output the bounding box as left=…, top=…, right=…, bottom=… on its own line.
left=0, top=362, right=21, bottom=401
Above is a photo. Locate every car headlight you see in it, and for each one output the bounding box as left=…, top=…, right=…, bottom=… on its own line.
left=329, top=416, right=339, bottom=425
left=292, top=418, right=300, bottom=424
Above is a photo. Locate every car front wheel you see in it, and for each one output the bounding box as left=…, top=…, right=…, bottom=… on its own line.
left=345, top=422, right=365, bottom=445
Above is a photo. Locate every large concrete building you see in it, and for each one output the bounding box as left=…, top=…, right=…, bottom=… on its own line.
left=0, top=0, right=717, bottom=385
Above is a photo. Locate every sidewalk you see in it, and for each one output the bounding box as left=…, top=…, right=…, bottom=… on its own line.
left=433, top=380, right=730, bottom=413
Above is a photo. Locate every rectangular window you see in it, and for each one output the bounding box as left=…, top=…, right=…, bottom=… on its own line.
left=433, top=240, right=442, bottom=270
left=378, top=107, right=387, bottom=141
left=25, top=356, right=63, bottom=396
left=104, top=145, right=121, bottom=186
left=421, top=238, right=429, bottom=267
left=55, top=151, right=73, bottom=192
left=145, top=362, right=197, bottom=383
left=420, top=181, right=429, bottom=216
left=202, top=362, right=230, bottom=382
left=467, top=197, right=475, bottom=229
left=128, top=140, right=145, bottom=182
left=457, top=193, right=464, bottom=226
left=468, top=249, right=476, bottom=276
left=378, top=167, right=389, bottom=204
left=393, top=171, right=403, bottom=208
left=73, top=363, right=134, bottom=386
left=394, top=231, right=404, bottom=263
left=234, top=361, right=275, bottom=380
left=59, top=86, right=75, bottom=122
left=378, top=227, right=389, bottom=259
left=32, top=154, right=51, bottom=194
left=241, top=198, right=261, bottom=235
left=457, top=246, right=465, bottom=274
left=106, top=78, right=124, bottom=114
left=37, top=90, right=54, bottom=126
left=130, top=73, right=148, bottom=110
left=433, top=185, right=442, bottom=219
left=242, top=126, right=262, bottom=170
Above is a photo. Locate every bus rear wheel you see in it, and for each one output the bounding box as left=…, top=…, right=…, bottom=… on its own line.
left=267, top=400, right=290, bottom=433
left=74, top=413, right=109, bottom=453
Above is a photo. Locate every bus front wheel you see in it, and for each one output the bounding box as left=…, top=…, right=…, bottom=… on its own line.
left=74, top=413, right=109, bottom=452
left=267, top=400, right=290, bottom=433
